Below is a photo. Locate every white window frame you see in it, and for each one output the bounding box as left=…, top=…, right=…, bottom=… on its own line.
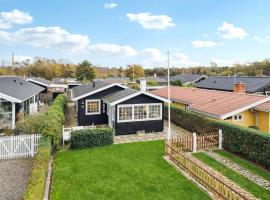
left=85, top=99, right=101, bottom=115
left=117, top=103, right=162, bottom=123
left=233, top=114, right=243, bottom=121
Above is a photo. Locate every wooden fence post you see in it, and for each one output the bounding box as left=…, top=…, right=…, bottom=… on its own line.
left=218, top=129, right=222, bottom=149
left=192, top=132, right=197, bottom=152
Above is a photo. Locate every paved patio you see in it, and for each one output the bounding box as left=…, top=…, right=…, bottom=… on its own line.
left=114, top=120, right=192, bottom=144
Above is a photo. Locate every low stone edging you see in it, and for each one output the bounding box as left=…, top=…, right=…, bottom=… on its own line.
left=43, top=155, right=53, bottom=200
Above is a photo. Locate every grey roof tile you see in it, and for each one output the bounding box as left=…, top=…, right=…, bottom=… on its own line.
left=170, top=74, right=207, bottom=84
left=102, top=88, right=138, bottom=104
left=0, top=76, right=44, bottom=102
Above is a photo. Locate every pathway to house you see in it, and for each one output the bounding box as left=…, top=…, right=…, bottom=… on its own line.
left=114, top=120, right=192, bottom=144
left=65, top=102, right=77, bottom=128
left=205, top=150, right=270, bottom=191
left=0, top=158, right=33, bottom=200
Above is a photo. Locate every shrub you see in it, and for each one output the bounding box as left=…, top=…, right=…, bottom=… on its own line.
left=147, top=80, right=158, bottom=86
left=24, top=137, right=51, bottom=200
left=70, top=128, right=114, bottom=149
left=15, top=94, right=67, bottom=147
left=165, top=105, right=270, bottom=169
left=171, top=80, right=182, bottom=86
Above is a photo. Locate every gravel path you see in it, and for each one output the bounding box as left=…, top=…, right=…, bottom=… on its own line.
left=0, top=158, right=33, bottom=200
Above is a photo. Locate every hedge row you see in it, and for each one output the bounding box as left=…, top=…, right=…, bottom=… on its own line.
left=165, top=105, right=270, bottom=169
left=15, top=94, right=67, bottom=147
left=24, top=137, right=51, bottom=200
left=70, top=128, right=114, bottom=149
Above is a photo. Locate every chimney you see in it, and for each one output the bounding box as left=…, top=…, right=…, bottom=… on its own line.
left=92, top=80, right=95, bottom=87
left=140, top=80, right=146, bottom=92
left=233, top=81, right=246, bottom=93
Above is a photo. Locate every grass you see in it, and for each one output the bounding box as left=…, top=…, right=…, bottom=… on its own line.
left=215, top=150, right=270, bottom=182
left=193, top=152, right=270, bottom=200
left=50, top=141, right=210, bottom=200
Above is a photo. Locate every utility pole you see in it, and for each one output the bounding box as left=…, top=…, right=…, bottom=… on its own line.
left=11, top=52, right=15, bottom=67
left=167, top=51, right=171, bottom=140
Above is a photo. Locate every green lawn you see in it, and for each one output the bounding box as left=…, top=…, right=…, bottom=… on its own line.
left=50, top=141, right=210, bottom=200
left=215, top=150, right=270, bottom=182
left=193, top=152, right=270, bottom=200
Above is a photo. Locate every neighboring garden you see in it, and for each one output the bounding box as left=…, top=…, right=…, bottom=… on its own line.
left=50, top=141, right=210, bottom=200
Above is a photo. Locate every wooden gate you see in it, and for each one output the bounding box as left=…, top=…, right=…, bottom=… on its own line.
left=0, top=134, right=41, bottom=159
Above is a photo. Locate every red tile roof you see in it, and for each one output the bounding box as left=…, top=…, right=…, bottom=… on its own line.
left=151, top=86, right=270, bottom=119
left=254, top=101, right=270, bottom=112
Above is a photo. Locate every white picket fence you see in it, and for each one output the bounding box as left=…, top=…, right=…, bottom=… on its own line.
left=0, top=134, right=41, bottom=160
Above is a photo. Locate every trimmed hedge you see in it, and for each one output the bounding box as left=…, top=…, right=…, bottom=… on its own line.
left=70, top=128, right=114, bottom=149
left=24, top=137, right=51, bottom=200
left=15, top=94, right=67, bottom=147
left=165, top=105, right=270, bottom=169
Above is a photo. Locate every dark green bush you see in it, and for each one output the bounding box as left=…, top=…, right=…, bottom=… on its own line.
left=15, top=94, right=67, bottom=147
left=70, top=128, right=114, bottom=149
left=24, top=137, right=51, bottom=200
left=165, top=105, right=270, bottom=169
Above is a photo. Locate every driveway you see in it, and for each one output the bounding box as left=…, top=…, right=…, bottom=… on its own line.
left=0, top=158, right=33, bottom=200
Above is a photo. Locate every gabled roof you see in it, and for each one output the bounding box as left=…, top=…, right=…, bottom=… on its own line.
left=254, top=101, right=270, bottom=112
left=103, top=77, right=129, bottom=84
left=0, top=76, right=44, bottom=103
left=103, top=88, right=170, bottom=106
left=196, top=76, right=270, bottom=93
left=28, top=77, right=51, bottom=87
left=151, top=86, right=270, bottom=119
left=71, top=81, right=127, bottom=101
left=170, top=74, right=207, bottom=84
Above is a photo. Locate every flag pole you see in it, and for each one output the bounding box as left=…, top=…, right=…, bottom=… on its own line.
left=167, top=51, right=171, bottom=140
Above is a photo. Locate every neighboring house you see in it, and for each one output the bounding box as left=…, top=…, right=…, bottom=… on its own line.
left=170, top=74, right=207, bottom=85
left=196, top=76, right=270, bottom=94
left=0, top=76, right=44, bottom=129
left=71, top=80, right=168, bottom=135
left=52, top=77, right=81, bottom=89
left=152, top=85, right=270, bottom=133
left=103, top=77, right=129, bottom=85
left=137, top=75, right=167, bottom=91
left=28, top=77, right=68, bottom=99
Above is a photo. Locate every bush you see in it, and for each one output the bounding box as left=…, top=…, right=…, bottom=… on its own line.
left=70, top=128, right=114, bottom=149
left=171, top=80, right=182, bottom=86
left=165, top=105, right=270, bottom=169
left=24, top=137, right=51, bottom=200
left=147, top=80, right=158, bottom=86
left=15, top=94, right=67, bottom=147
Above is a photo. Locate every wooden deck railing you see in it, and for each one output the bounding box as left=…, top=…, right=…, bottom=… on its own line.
left=165, top=142, right=255, bottom=200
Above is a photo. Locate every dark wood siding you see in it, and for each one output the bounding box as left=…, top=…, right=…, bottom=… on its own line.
left=114, top=94, right=164, bottom=135
left=77, top=86, right=125, bottom=126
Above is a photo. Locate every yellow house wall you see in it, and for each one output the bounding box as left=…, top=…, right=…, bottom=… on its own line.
left=172, top=102, right=185, bottom=109
left=224, top=110, right=256, bottom=128
left=258, top=111, right=270, bottom=133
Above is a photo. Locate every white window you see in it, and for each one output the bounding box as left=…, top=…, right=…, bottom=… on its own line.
left=118, top=103, right=162, bottom=123
left=118, top=105, right=132, bottom=121
left=86, top=99, right=100, bottom=115
left=233, top=114, right=243, bottom=121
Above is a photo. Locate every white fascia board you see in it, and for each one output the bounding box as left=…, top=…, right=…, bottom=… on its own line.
left=49, top=83, right=68, bottom=88
left=109, top=91, right=170, bottom=106
left=220, top=96, right=270, bottom=119
left=72, top=83, right=128, bottom=101
left=28, top=79, right=49, bottom=87
left=0, top=92, right=22, bottom=103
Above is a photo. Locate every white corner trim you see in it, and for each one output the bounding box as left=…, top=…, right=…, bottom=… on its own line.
left=72, top=83, right=128, bottom=101
left=220, top=96, right=270, bottom=120
left=28, top=79, right=50, bottom=87
left=110, top=91, right=170, bottom=106
left=0, top=92, right=22, bottom=103
left=85, top=99, right=101, bottom=115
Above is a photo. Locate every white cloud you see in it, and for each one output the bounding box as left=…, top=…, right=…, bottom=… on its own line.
left=88, top=43, right=137, bottom=57
left=217, top=22, right=247, bottom=39
left=191, top=40, right=219, bottom=48
left=104, top=3, right=118, bottom=9
left=126, top=12, right=175, bottom=30
left=253, top=35, right=270, bottom=43
left=0, top=26, right=90, bottom=53
left=0, top=9, right=32, bottom=29
left=140, top=48, right=199, bottom=67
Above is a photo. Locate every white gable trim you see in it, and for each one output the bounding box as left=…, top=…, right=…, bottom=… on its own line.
left=109, top=91, right=170, bottom=106
left=0, top=92, right=22, bottom=103
left=72, top=83, right=128, bottom=101
left=28, top=79, right=50, bottom=87
left=220, top=96, right=270, bottom=119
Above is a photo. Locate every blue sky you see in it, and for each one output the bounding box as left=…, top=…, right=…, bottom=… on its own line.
left=0, top=0, right=270, bottom=68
